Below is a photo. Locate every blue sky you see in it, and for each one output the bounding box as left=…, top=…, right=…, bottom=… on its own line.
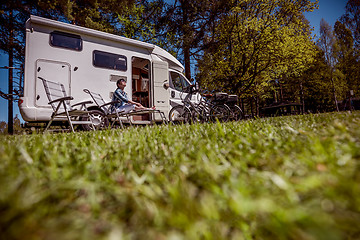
left=304, top=0, right=348, bottom=37
left=0, top=0, right=349, bottom=123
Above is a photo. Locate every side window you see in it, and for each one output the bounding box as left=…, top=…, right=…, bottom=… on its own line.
left=93, top=50, right=127, bottom=71
left=50, top=31, right=82, bottom=51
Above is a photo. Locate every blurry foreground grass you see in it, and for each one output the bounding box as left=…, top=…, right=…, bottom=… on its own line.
left=0, top=112, right=360, bottom=240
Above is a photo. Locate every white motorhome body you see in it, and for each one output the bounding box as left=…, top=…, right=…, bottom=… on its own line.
left=20, top=15, right=195, bottom=125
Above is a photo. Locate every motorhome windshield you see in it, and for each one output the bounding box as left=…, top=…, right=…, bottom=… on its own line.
left=169, top=71, right=190, bottom=92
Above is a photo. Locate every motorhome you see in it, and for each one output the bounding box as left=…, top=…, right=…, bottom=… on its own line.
left=19, top=15, right=196, bottom=127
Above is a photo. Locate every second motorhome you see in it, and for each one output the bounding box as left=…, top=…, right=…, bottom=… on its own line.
left=19, top=15, right=197, bottom=127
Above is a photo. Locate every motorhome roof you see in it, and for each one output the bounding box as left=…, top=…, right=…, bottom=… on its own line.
left=28, top=15, right=184, bottom=72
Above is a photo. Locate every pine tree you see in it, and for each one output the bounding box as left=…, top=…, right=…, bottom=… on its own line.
left=0, top=0, right=31, bottom=134
left=157, top=0, right=230, bottom=80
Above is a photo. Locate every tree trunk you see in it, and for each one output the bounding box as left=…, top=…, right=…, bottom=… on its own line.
left=184, top=46, right=191, bottom=80
left=279, top=80, right=284, bottom=102
left=250, top=97, right=254, bottom=117
left=8, top=10, right=14, bottom=135
left=299, top=78, right=305, bottom=114
left=180, top=0, right=191, bottom=81
left=240, top=98, right=245, bottom=117
left=330, top=70, right=339, bottom=112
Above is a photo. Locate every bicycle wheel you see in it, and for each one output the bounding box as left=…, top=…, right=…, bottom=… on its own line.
left=169, top=105, right=192, bottom=124
left=192, top=106, right=207, bottom=123
left=209, top=104, right=230, bottom=122
left=200, top=104, right=211, bottom=123
left=230, top=105, right=243, bottom=121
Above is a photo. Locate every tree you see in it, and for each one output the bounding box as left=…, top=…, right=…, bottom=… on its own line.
left=0, top=115, right=23, bottom=134
left=339, top=0, right=360, bottom=99
left=333, top=20, right=359, bottom=97
left=318, top=19, right=340, bottom=111
left=341, top=0, right=360, bottom=49
left=197, top=0, right=318, bottom=106
left=158, top=0, right=231, bottom=80
left=299, top=47, right=335, bottom=113
left=0, top=0, right=33, bottom=134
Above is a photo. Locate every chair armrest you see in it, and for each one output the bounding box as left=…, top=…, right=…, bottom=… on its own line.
left=72, top=100, right=93, bottom=108
left=99, top=100, right=120, bottom=108
left=48, top=96, right=74, bottom=104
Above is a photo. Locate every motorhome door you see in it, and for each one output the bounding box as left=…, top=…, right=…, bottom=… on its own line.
left=152, top=60, right=170, bottom=120
left=35, top=60, right=71, bottom=107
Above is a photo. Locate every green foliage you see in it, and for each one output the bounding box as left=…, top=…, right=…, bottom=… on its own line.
left=1, top=112, right=360, bottom=239
left=299, top=47, right=341, bottom=113
left=333, top=20, right=360, bottom=97
left=116, top=0, right=166, bottom=45
left=341, top=0, right=360, bottom=49
left=197, top=0, right=318, bottom=96
left=158, top=0, right=230, bottom=79
left=0, top=0, right=33, bottom=62
left=317, top=14, right=360, bottom=111
left=0, top=116, right=23, bottom=135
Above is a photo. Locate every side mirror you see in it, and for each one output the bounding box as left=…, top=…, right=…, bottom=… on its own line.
left=163, top=82, right=170, bottom=90
left=195, top=82, right=199, bottom=91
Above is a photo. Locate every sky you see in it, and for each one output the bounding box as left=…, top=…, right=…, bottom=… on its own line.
left=0, top=0, right=349, bottom=123
left=304, top=0, right=348, bottom=38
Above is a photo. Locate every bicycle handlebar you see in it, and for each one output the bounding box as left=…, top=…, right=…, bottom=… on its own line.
left=182, top=84, right=197, bottom=92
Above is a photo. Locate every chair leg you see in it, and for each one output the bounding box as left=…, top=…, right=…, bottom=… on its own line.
left=155, top=110, right=167, bottom=124
left=105, top=117, right=112, bottom=129
left=161, top=111, right=168, bottom=124
left=67, top=115, right=75, bottom=132
left=63, top=103, right=75, bottom=133
left=110, top=118, right=123, bottom=129
left=126, top=114, right=132, bottom=126
left=119, top=118, right=124, bottom=129
left=114, top=112, right=124, bottom=129
left=45, top=102, right=62, bottom=132
left=45, top=114, right=55, bottom=132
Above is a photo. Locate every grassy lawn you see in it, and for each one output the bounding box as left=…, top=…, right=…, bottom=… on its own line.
left=1, top=112, right=360, bottom=240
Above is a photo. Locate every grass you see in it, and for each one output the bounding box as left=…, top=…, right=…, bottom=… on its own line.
left=0, top=112, right=360, bottom=240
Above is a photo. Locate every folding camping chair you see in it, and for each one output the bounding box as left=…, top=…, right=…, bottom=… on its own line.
left=39, top=77, right=94, bottom=132
left=83, top=89, right=168, bottom=127
left=83, top=88, right=126, bottom=128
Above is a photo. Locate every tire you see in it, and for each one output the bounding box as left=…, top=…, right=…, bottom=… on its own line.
left=200, top=104, right=211, bottom=123
left=169, top=105, right=192, bottom=124
left=230, top=105, right=243, bottom=121
left=209, top=104, right=230, bottom=122
left=192, top=105, right=208, bottom=123
left=81, top=109, right=108, bottom=131
left=191, top=109, right=202, bottom=124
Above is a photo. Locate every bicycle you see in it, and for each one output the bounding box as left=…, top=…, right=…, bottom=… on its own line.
left=168, top=84, right=201, bottom=124
left=225, top=95, right=243, bottom=121
left=169, top=84, right=231, bottom=124
left=206, top=92, right=231, bottom=122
